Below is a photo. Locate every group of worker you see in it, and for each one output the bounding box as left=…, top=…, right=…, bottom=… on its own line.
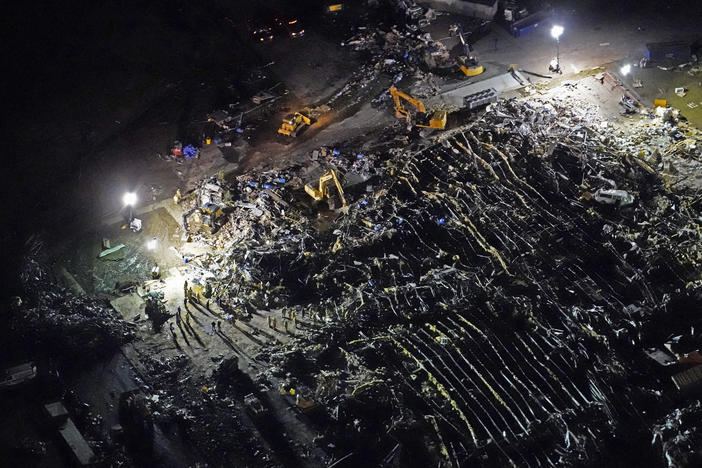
left=168, top=279, right=224, bottom=340
left=267, top=308, right=298, bottom=334
left=172, top=279, right=306, bottom=339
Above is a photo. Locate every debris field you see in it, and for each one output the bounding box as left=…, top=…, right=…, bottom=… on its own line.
left=134, top=94, right=701, bottom=466
left=6, top=3, right=702, bottom=467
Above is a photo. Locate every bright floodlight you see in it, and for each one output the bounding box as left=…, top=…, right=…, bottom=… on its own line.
left=146, top=238, right=157, bottom=250
left=620, top=64, right=631, bottom=76
left=123, top=192, right=137, bottom=206
left=551, top=25, right=564, bottom=39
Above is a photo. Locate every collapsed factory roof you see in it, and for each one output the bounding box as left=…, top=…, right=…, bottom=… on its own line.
left=5, top=2, right=702, bottom=467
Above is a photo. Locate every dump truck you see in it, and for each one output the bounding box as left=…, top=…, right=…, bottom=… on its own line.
left=1, top=362, right=37, bottom=390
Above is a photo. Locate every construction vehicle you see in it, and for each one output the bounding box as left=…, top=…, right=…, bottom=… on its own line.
left=182, top=181, right=228, bottom=232
left=389, top=86, right=447, bottom=129
left=278, top=108, right=313, bottom=137
left=200, top=203, right=225, bottom=226
left=305, top=169, right=347, bottom=208
left=457, top=55, right=484, bottom=77
left=456, top=25, right=484, bottom=77
left=182, top=205, right=225, bottom=232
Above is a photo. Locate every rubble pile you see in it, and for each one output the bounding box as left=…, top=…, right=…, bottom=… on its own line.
left=329, top=23, right=458, bottom=116
left=343, top=26, right=430, bottom=73
left=652, top=401, right=702, bottom=467
left=134, top=353, right=275, bottom=467
left=11, top=290, right=136, bottom=360
left=12, top=245, right=135, bottom=361
left=198, top=95, right=702, bottom=466
left=618, top=109, right=702, bottom=188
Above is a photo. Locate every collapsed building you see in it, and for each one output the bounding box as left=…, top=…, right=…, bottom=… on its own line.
left=9, top=87, right=702, bottom=467
left=6, top=4, right=702, bottom=466
left=159, top=93, right=702, bottom=466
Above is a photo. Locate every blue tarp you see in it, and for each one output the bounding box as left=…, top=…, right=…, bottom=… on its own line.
left=183, top=145, right=199, bottom=159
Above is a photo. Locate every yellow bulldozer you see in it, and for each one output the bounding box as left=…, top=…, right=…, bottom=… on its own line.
left=389, top=86, right=447, bottom=129
left=278, top=108, right=313, bottom=137
left=304, top=169, right=347, bottom=209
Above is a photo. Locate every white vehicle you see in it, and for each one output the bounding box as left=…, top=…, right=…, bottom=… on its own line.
left=594, top=189, right=635, bottom=206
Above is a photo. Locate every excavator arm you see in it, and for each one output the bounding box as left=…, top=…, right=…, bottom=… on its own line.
left=304, top=169, right=347, bottom=207
left=389, top=86, right=446, bottom=130
left=389, top=86, right=426, bottom=120
left=328, top=170, right=347, bottom=206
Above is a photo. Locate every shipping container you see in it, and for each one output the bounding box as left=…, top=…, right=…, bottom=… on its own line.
left=509, top=9, right=552, bottom=37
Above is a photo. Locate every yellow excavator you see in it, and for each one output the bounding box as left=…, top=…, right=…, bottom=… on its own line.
left=456, top=25, right=484, bottom=78
left=182, top=203, right=225, bottom=233
left=305, top=169, right=347, bottom=208
left=457, top=55, right=484, bottom=77
left=278, top=108, right=313, bottom=137
left=389, top=86, right=447, bottom=129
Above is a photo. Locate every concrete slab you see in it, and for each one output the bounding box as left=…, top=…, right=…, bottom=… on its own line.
left=110, top=293, right=145, bottom=321
left=429, top=70, right=528, bottom=108
left=57, top=418, right=95, bottom=466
